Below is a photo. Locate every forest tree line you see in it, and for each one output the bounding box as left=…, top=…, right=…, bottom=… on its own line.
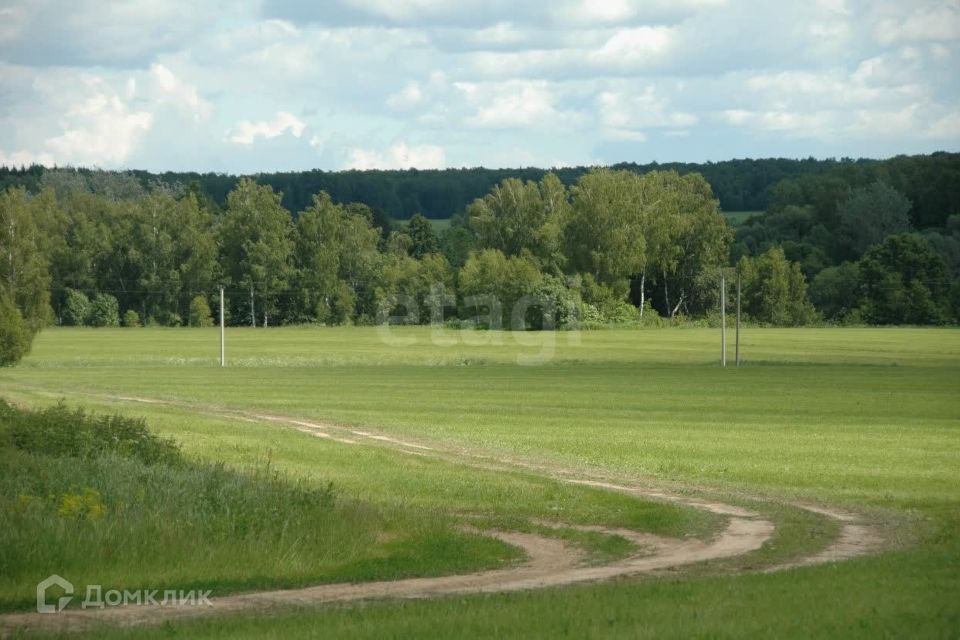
left=1, top=156, right=959, bottom=364
left=2, top=152, right=957, bottom=222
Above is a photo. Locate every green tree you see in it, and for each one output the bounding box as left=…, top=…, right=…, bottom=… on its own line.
left=219, top=179, right=295, bottom=326
left=738, top=247, right=817, bottom=326
left=643, top=171, right=730, bottom=319
left=858, top=234, right=949, bottom=325
left=134, top=192, right=217, bottom=325
left=188, top=295, right=214, bottom=327
left=439, top=214, right=476, bottom=268
left=837, top=181, right=912, bottom=259
left=88, top=293, right=120, bottom=327
left=458, top=249, right=544, bottom=328
left=566, top=169, right=647, bottom=289
left=0, top=288, right=31, bottom=366
left=809, top=262, right=861, bottom=321
left=376, top=252, right=454, bottom=324
left=122, top=309, right=141, bottom=327
left=469, top=173, right=570, bottom=273
left=404, top=213, right=439, bottom=259
left=0, top=187, right=51, bottom=333
left=294, top=192, right=382, bottom=324
left=567, top=169, right=729, bottom=319
left=62, top=289, right=90, bottom=326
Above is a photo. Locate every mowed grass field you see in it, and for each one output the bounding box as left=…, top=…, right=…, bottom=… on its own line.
left=1, top=326, right=959, bottom=638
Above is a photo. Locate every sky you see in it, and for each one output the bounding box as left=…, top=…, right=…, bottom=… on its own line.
left=0, top=0, right=958, bottom=173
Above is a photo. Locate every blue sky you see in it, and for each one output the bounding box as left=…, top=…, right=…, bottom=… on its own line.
left=0, top=0, right=958, bottom=173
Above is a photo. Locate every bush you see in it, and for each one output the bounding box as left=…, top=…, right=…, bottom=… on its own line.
left=0, top=400, right=181, bottom=466
left=88, top=293, right=120, bottom=327
left=62, top=288, right=90, bottom=326
left=189, top=295, right=213, bottom=327
left=121, top=310, right=141, bottom=327
left=606, top=300, right=641, bottom=324
left=0, top=291, right=32, bottom=367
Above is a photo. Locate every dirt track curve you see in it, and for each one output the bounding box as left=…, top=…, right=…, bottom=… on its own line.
left=0, top=393, right=884, bottom=636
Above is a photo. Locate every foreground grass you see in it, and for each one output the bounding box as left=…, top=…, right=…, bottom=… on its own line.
left=68, top=542, right=960, bottom=639
left=1, top=326, right=958, bottom=637
left=0, top=403, right=521, bottom=613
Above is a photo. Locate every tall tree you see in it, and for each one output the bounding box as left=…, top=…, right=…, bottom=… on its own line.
left=858, top=233, right=949, bottom=325
left=0, top=187, right=51, bottom=334
left=566, top=169, right=647, bottom=288
left=219, top=179, right=295, bottom=326
left=646, top=172, right=731, bottom=319
left=737, top=247, right=817, bottom=326
left=294, top=191, right=381, bottom=324
left=837, top=181, right=912, bottom=260
left=469, top=173, right=570, bottom=272
left=404, top=213, right=440, bottom=259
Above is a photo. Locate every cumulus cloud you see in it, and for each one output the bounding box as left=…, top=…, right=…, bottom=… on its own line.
left=148, top=63, right=212, bottom=121
left=344, top=142, right=446, bottom=170
left=589, top=26, right=673, bottom=68
left=598, top=85, right=697, bottom=140
left=1, top=0, right=958, bottom=171
left=454, top=80, right=587, bottom=130
left=44, top=89, right=153, bottom=165
left=386, top=82, right=424, bottom=109
left=874, top=2, right=960, bottom=45
left=0, top=0, right=223, bottom=67
left=226, top=112, right=306, bottom=145
left=0, top=72, right=153, bottom=167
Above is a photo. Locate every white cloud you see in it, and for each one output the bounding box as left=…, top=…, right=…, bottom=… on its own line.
left=1, top=0, right=958, bottom=171
left=386, top=81, right=423, bottom=108
left=226, top=112, right=306, bottom=145
left=147, top=64, right=212, bottom=121
left=597, top=86, right=697, bottom=134
left=875, top=3, right=960, bottom=45
left=720, top=109, right=837, bottom=136
left=344, top=142, right=445, bottom=169
left=0, top=0, right=224, bottom=67
left=590, top=26, right=673, bottom=67
left=926, top=111, right=960, bottom=137
left=455, top=80, right=585, bottom=129
left=12, top=73, right=155, bottom=167
left=44, top=88, right=153, bottom=165
left=0, top=148, right=55, bottom=167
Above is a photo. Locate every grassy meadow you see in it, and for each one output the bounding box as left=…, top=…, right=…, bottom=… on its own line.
left=0, top=326, right=958, bottom=637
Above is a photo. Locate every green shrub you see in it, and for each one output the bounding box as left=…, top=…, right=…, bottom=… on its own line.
left=606, top=300, right=641, bottom=324
left=121, top=309, right=141, bottom=327
left=62, top=288, right=90, bottom=326
left=189, top=295, right=214, bottom=327
left=88, top=293, right=120, bottom=327
left=0, top=400, right=181, bottom=466
left=0, top=291, right=32, bottom=367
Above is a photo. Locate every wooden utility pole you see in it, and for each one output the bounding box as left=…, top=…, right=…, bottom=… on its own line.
left=249, top=282, right=255, bottom=328
left=737, top=271, right=740, bottom=367
left=219, top=286, right=226, bottom=367
left=720, top=272, right=726, bottom=368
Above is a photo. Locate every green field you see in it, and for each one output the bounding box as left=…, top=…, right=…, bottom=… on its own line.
left=427, top=217, right=452, bottom=233
left=1, top=326, right=958, bottom=637
left=722, top=210, right=763, bottom=226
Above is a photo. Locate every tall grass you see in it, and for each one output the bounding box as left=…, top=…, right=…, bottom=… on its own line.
left=0, top=402, right=518, bottom=611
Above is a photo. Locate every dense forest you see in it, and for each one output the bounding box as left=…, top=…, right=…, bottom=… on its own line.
left=1, top=153, right=959, bottom=364
left=4, top=153, right=957, bottom=222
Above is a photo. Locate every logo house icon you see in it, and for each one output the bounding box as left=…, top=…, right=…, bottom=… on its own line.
left=36, top=575, right=74, bottom=614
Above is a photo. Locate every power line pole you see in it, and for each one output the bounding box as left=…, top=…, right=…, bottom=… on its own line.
left=250, top=282, right=255, bottom=328
left=720, top=272, right=726, bottom=368
left=737, top=270, right=740, bottom=367
left=219, top=285, right=226, bottom=368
